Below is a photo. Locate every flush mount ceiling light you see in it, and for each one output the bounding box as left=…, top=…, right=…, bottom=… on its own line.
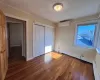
left=53, top=3, right=63, bottom=12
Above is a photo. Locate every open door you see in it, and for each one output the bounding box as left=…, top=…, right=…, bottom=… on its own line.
left=0, top=10, right=8, bottom=80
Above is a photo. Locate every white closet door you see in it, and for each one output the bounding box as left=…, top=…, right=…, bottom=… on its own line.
left=35, top=25, right=45, bottom=57
left=45, top=27, right=54, bottom=53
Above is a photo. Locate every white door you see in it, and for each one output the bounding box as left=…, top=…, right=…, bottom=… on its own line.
left=45, top=27, right=54, bottom=53
left=34, top=24, right=45, bottom=57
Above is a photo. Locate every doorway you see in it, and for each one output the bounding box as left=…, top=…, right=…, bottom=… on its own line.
left=6, top=16, right=26, bottom=63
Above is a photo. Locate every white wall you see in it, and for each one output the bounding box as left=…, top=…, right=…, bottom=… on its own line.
left=55, top=14, right=99, bottom=63
left=9, top=23, right=23, bottom=47
left=0, top=2, right=55, bottom=60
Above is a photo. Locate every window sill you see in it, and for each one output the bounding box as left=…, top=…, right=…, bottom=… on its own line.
left=74, top=44, right=95, bottom=49
left=96, top=48, right=100, bottom=54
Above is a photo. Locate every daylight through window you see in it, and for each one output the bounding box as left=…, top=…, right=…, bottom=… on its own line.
left=75, top=24, right=96, bottom=48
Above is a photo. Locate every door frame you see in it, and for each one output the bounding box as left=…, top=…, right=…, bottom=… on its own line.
left=33, top=22, right=55, bottom=58
left=5, top=14, right=28, bottom=61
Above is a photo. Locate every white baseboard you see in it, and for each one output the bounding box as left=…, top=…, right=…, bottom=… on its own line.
left=26, top=57, right=34, bottom=61
left=26, top=52, right=51, bottom=61
left=58, top=51, right=92, bottom=63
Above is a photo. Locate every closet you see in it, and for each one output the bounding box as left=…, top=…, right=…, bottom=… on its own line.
left=33, top=24, right=54, bottom=57
left=34, top=24, right=45, bottom=57
left=45, top=26, right=54, bottom=53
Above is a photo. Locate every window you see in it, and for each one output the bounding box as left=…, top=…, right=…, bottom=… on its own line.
left=75, top=23, right=96, bottom=48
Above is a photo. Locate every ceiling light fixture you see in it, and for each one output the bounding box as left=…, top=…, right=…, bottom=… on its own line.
left=53, top=3, right=63, bottom=12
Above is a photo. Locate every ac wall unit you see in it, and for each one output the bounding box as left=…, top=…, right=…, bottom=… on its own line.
left=58, top=20, right=71, bottom=27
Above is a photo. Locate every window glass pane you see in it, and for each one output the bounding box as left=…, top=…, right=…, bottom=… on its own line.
left=76, top=24, right=96, bottom=47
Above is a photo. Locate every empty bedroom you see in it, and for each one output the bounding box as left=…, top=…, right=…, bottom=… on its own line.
left=0, top=0, right=100, bottom=80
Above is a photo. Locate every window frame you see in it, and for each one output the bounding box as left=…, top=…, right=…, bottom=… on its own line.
left=74, top=22, right=98, bottom=49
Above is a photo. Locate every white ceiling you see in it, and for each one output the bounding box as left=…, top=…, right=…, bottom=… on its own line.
left=1, top=0, right=100, bottom=22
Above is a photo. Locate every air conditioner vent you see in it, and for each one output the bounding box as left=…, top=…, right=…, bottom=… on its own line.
left=60, top=19, right=71, bottom=22
left=59, top=20, right=71, bottom=27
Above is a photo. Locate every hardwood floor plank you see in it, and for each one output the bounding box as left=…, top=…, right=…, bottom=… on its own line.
left=5, top=52, right=94, bottom=80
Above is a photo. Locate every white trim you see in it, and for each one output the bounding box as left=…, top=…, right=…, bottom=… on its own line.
left=74, top=22, right=97, bottom=49
left=76, top=19, right=98, bottom=25
left=5, top=14, right=28, bottom=61
left=58, top=50, right=92, bottom=63
left=93, top=61, right=100, bottom=80
left=74, top=24, right=78, bottom=47
left=93, top=61, right=97, bottom=80
left=95, top=20, right=100, bottom=51
left=32, top=23, right=35, bottom=58
left=34, top=22, right=54, bottom=28
left=5, top=13, right=28, bottom=21
left=94, top=23, right=99, bottom=47
left=96, top=48, right=100, bottom=54
left=26, top=57, right=34, bottom=61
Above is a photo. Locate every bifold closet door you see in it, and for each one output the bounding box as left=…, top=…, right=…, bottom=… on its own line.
left=45, top=27, right=54, bottom=53
left=34, top=25, right=45, bottom=57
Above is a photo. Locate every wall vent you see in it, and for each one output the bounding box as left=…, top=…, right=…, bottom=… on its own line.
left=58, top=19, right=71, bottom=27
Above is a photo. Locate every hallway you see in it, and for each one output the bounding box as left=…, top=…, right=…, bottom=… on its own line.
left=8, top=46, right=25, bottom=64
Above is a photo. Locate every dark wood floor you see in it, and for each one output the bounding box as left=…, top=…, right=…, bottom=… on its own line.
left=8, top=46, right=25, bottom=63
left=5, top=52, right=94, bottom=80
